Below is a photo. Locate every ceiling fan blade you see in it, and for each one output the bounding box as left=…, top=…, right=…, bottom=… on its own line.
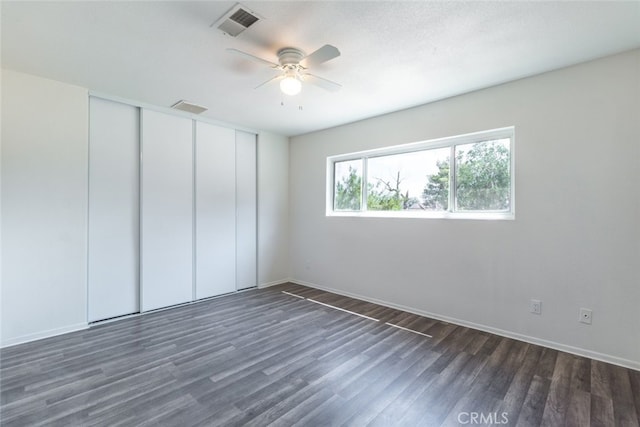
left=301, top=73, right=342, bottom=92
left=226, top=48, right=280, bottom=68
left=301, top=45, right=340, bottom=68
left=254, top=74, right=284, bottom=89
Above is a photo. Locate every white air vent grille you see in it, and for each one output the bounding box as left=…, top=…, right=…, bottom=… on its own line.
left=229, top=9, right=259, bottom=27
left=170, top=100, right=208, bottom=115
left=213, top=3, right=262, bottom=37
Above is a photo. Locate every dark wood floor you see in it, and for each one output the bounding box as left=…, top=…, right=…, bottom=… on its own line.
left=1, top=283, right=639, bottom=426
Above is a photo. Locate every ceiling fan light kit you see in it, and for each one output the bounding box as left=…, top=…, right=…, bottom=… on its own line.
left=227, top=44, right=342, bottom=97
left=280, top=75, right=302, bottom=96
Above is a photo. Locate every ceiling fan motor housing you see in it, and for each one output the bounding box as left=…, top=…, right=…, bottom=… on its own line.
left=277, top=48, right=304, bottom=66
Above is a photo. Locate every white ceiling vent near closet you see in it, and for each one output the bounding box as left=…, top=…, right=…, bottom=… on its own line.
left=170, top=100, right=208, bottom=115
left=212, top=3, right=262, bottom=37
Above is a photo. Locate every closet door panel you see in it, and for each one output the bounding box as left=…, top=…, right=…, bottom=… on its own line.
left=195, top=122, right=236, bottom=299
left=236, top=130, right=257, bottom=290
left=141, top=109, right=193, bottom=311
left=88, top=97, right=140, bottom=322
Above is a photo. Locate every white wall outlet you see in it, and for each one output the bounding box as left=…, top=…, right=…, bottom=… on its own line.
left=579, top=308, right=592, bottom=324
left=530, top=299, right=542, bottom=315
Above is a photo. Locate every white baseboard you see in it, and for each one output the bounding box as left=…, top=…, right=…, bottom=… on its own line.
left=258, top=278, right=292, bottom=289
left=1, top=322, right=89, bottom=349
left=290, top=279, right=640, bottom=372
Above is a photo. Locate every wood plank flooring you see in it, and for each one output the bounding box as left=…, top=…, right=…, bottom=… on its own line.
left=1, top=283, right=639, bottom=426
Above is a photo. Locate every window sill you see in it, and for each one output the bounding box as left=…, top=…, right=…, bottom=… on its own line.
left=326, top=210, right=514, bottom=220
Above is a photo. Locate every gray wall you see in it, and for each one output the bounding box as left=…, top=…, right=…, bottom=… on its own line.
left=2, top=70, right=89, bottom=344
left=257, top=131, right=290, bottom=287
left=289, top=49, right=640, bottom=369
left=3, top=49, right=639, bottom=369
left=1, top=70, right=291, bottom=346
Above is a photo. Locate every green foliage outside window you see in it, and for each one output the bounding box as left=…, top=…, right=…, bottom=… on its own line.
left=334, top=166, right=362, bottom=210
left=455, top=141, right=510, bottom=210
left=333, top=139, right=510, bottom=212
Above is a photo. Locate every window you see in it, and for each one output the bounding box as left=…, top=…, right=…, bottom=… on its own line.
left=327, top=127, right=514, bottom=219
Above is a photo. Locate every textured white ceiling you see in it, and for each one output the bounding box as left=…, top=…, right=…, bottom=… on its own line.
left=2, top=1, right=640, bottom=136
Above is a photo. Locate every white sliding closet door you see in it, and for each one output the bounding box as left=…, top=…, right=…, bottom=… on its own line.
left=236, top=130, right=257, bottom=290
left=141, top=109, right=194, bottom=311
left=195, top=122, right=236, bottom=299
left=88, top=97, right=140, bottom=322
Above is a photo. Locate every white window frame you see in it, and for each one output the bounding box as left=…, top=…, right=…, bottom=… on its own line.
left=326, top=126, right=515, bottom=220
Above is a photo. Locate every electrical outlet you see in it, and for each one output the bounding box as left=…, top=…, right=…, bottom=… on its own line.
left=579, top=308, right=592, bottom=324
left=530, top=299, right=542, bottom=315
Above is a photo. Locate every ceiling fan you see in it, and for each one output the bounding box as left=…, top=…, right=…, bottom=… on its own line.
left=227, top=44, right=342, bottom=96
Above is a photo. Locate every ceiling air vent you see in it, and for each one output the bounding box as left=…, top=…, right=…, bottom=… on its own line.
left=212, top=3, right=262, bottom=37
left=170, top=100, right=208, bottom=115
